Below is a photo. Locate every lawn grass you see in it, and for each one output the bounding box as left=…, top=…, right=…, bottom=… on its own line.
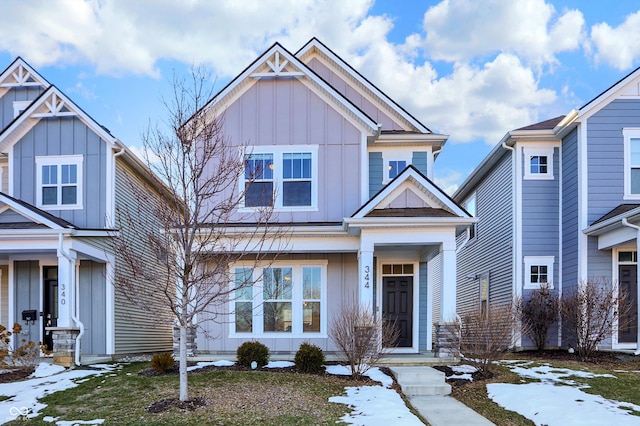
left=9, top=363, right=357, bottom=425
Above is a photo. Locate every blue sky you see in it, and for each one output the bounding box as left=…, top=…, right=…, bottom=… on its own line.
left=2, top=0, right=640, bottom=193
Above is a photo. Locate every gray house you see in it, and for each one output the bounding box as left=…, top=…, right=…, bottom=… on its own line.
left=194, top=39, right=474, bottom=356
left=454, top=65, right=640, bottom=352
left=0, top=58, right=172, bottom=365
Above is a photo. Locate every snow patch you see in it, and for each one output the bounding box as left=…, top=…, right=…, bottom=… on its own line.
left=30, top=363, right=66, bottom=378
left=264, top=361, right=294, bottom=368
left=186, top=360, right=235, bottom=372
left=329, top=386, right=423, bottom=425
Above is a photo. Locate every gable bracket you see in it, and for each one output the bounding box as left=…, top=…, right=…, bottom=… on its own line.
left=31, top=93, right=77, bottom=118
left=251, top=51, right=305, bottom=80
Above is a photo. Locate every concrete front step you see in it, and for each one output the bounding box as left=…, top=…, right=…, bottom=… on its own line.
left=389, top=366, right=452, bottom=396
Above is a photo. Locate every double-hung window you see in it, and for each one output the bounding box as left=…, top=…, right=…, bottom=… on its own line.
left=241, top=145, right=317, bottom=210
left=624, top=128, right=640, bottom=198
left=231, top=262, right=326, bottom=336
left=36, top=155, right=83, bottom=209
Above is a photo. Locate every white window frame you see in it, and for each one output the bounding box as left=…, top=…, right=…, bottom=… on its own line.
left=382, top=155, right=410, bottom=184
left=35, top=155, right=83, bottom=210
left=229, top=260, right=327, bottom=338
left=479, top=273, right=489, bottom=318
left=623, top=128, right=640, bottom=200
left=524, top=256, right=554, bottom=289
left=13, top=101, right=31, bottom=118
left=523, top=147, right=554, bottom=180
left=465, top=192, right=477, bottom=240
left=240, top=145, right=318, bottom=211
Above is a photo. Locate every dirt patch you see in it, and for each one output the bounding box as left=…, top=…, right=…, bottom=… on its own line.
left=0, top=367, right=34, bottom=383
left=146, top=397, right=206, bottom=413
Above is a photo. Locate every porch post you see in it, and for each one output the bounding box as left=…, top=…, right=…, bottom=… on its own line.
left=56, top=250, right=75, bottom=328
left=358, top=241, right=374, bottom=308
left=440, top=240, right=457, bottom=322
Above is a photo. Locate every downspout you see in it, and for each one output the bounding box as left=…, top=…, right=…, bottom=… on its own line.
left=58, top=233, right=84, bottom=366
left=621, top=218, right=640, bottom=355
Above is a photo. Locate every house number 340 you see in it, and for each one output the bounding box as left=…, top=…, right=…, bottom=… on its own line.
left=364, top=265, right=370, bottom=288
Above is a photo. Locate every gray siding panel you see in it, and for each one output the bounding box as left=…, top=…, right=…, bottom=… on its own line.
left=0, top=87, right=44, bottom=131
left=456, top=150, right=514, bottom=313
left=562, top=128, right=579, bottom=288
left=412, top=152, right=428, bottom=175
left=14, top=261, right=40, bottom=344
left=79, top=261, right=107, bottom=355
left=369, top=151, right=383, bottom=198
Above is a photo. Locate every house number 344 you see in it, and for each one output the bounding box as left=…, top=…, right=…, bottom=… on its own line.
left=363, top=265, right=370, bottom=288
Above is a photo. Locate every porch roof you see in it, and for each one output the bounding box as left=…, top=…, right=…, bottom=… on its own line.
left=584, top=204, right=640, bottom=236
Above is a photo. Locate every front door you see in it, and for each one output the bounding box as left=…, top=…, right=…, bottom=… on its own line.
left=382, top=276, right=413, bottom=348
left=618, top=264, right=637, bottom=344
left=43, top=266, right=59, bottom=351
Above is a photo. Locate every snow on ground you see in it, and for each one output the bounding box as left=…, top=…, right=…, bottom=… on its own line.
left=264, top=361, right=294, bottom=368
left=0, top=362, right=117, bottom=425
left=186, top=360, right=235, bottom=371
left=487, top=360, right=640, bottom=426
left=449, top=364, right=477, bottom=381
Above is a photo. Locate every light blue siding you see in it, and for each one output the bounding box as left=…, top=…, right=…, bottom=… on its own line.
left=0, top=209, right=30, bottom=223
left=562, top=128, right=579, bottom=290
left=79, top=261, right=107, bottom=355
left=13, top=118, right=108, bottom=229
left=419, top=262, right=428, bottom=351
left=14, top=261, right=40, bottom=344
left=412, top=151, right=427, bottom=175
left=369, top=151, right=383, bottom=197
left=456, top=150, right=514, bottom=313
left=0, top=86, right=44, bottom=130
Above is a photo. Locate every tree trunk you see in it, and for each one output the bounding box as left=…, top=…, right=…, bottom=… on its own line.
left=179, top=320, right=188, bottom=401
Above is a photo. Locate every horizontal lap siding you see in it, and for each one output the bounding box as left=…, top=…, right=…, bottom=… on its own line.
left=113, top=161, right=173, bottom=354
left=196, top=253, right=358, bottom=353
left=456, top=152, right=514, bottom=313
left=562, top=129, right=579, bottom=290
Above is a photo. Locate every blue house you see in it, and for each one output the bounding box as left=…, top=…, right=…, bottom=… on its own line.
left=0, top=58, right=173, bottom=365
left=454, top=66, right=640, bottom=351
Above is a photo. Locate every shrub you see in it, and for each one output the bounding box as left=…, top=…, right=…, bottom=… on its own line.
left=519, top=283, right=559, bottom=351
left=237, top=341, right=270, bottom=368
left=561, top=280, right=633, bottom=358
left=329, top=298, right=400, bottom=379
left=151, top=352, right=175, bottom=372
left=294, top=342, right=325, bottom=374
left=0, top=323, right=44, bottom=368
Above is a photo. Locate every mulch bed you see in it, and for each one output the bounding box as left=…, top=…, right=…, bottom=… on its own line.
left=0, top=367, right=34, bottom=383
left=146, top=397, right=206, bottom=413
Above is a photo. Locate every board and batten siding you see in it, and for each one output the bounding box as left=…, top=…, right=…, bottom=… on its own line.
left=113, top=159, right=173, bottom=354
left=305, top=57, right=405, bottom=131
left=78, top=260, right=107, bottom=355
left=12, top=118, right=108, bottom=229
left=218, top=78, right=362, bottom=223
left=13, top=261, right=40, bottom=344
left=561, top=128, right=579, bottom=290
left=0, top=265, right=7, bottom=326
left=456, top=151, right=514, bottom=313
left=196, top=252, right=358, bottom=353
left=0, top=86, right=44, bottom=131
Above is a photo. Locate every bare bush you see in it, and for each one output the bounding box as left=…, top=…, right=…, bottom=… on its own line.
left=447, top=303, right=520, bottom=374
left=519, top=283, right=560, bottom=351
left=0, top=324, right=44, bottom=368
left=329, top=299, right=400, bottom=379
left=561, top=280, right=634, bottom=358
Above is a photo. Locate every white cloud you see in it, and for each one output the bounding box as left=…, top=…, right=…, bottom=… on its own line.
left=421, top=0, right=585, bottom=68
left=591, top=10, right=640, bottom=70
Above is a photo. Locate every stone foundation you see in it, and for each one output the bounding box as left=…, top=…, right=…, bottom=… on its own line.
left=48, top=327, right=80, bottom=367
left=173, top=325, right=197, bottom=357
left=434, top=322, right=460, bottom=358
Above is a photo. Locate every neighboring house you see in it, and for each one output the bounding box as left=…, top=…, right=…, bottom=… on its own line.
left=0, top=58, right=172, bottom=366
left=454, top=65, right=640, bottom=352
left=195, top=39, right=474, bottom=356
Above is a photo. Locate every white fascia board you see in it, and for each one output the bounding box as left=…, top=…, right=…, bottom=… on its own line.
left=578, top=68, right=640, bottom=120
left=70, top=239, right=112, bottom=262
left=345, top=217, right=477, bottom=228
left=0, top=236, right=60, bottom=250
left=296, top=40, right=429, bottom=133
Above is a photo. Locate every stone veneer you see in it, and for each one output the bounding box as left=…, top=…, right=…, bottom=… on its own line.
left=434, top=322, right=460, bottom=358
left=47, top=327, right=80, bottom=367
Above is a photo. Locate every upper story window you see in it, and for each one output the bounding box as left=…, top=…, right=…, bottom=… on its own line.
left=388, top=160, right=407, bottom=180
left=465, top=192, right=477, bottom=239
left=524, top=256, right=554, bottom=289
left=35, top=155, right=83, bottom=209
left=523, top=147, right=554, bottom=180
left=241, top=145, right=318, bottom=210
left=624, top=128, right=640, bottom=199
left=13, top=101, right=31, bottom=118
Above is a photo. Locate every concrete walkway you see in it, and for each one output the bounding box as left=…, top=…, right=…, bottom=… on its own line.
left=390, top=366, right=494, bottom=426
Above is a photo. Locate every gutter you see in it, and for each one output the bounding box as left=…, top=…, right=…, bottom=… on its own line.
left=58, top=232, right=84, bottom=366
left=621, top=218, right=640, bottom=355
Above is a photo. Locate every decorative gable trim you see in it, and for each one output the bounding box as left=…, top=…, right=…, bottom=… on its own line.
left=0, top=85, right=117, bottom=152
left=203, top=42, right=379, bottom=135
left=296, top=38, right=431, bottom=134
left=0, top=57, right=49, bottom=99
left=351, top=165, right=471, bottom=220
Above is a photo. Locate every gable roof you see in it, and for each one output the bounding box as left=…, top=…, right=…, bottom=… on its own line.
left=201, top=41, right=380, bottom=135
left=0, top=192, right=77, bottom=230
left=0, top=85, right=118, bottom=151
left=349, top=165, right=472, bottom=224
left=0, top=57, right=49, bottom=98
left=296, top=38, right=432, bottom=135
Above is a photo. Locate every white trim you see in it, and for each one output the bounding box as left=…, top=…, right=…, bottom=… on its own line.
left=523, top=146, right=554, bottom=180
left=228, top=260, right=328, bottom=338
left=105, top=256, right=115, bottom=354
left=8, top=146, right=13, bottom=197
left=623, top=128, right=640, bottom=200
left=361, top=133, right=369, bottom=205
left=558, top=144, right=563, bottom=347
left=611, top=246, right=637, bottom=350
left=35, top=155, right=83, bottom=210
left=578, top=122, right=589, bottom=282
left=514, top=145, right=523, bottom=299
left=12, top=100, right=31, bottom=118
left=523, top=256, right=555, bottom=289
left=239, top=145, right=319, bottom=212
left=7, top=261, right=13, bottom=349
left=464, top=192, right=477, bottom=240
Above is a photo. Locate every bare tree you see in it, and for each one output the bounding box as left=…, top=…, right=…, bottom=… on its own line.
left=519, top=283, right=560, bottom=351
left=329, top=298, right=400, bottom=379
left=561, top=280, right=634, bottom=358
left=111, top=67, right=286, bottom=402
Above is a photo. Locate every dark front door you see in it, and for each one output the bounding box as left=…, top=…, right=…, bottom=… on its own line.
left=382, top=276, right=413, bottom=348
left=618, top=264, right=638, bottom=344
left=43, top=266, right=59, bottom=351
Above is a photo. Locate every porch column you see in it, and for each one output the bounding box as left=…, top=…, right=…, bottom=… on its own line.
left=56, top=249, right=75, bottom=328
left=440, top=240, right=457, bottom=322
left=358, top=241, right=374, bottom=308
